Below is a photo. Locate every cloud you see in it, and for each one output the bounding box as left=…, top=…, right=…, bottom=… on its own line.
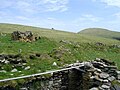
left=0, top=0, right=69, bottom=13
left=95, top=0, right=120, bottom=8
left=76, top=14, right=102, bottom=22
left=42, top=0, right=69, bottom=12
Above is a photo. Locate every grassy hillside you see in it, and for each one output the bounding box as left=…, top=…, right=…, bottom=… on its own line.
left=0, top=23, right=120, bottom=86
left=0, top=23, right=120, bottom=44
left=79, top=28, right=120, bottom=40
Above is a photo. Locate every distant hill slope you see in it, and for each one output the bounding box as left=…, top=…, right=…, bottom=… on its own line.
left=0, top=23, right=120, bottom=44
left=79, top=28, right=120, bottom=40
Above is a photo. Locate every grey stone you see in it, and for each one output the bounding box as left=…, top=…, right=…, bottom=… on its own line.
left=113, top=85, right=120, bottom=90
left=99, top=72, right=109, bottom=79
left=118, top=75, right=120, bottom=80
left=20, top=88, right=28, bottom=90
left=116, top=71, right=120, bottom=75
left=24, top=66, right=30, bottom=70
left=0, top=70, right=6, bottom=73
left=84, top=62, right=93, bottom=68
left=49, top=81, right=53, bottom=85
left=52, top=62, right=57, bottom=66
left=95, top=68, right=102, bottom=73
left=89, top=87, right=99, bottom=90
left=108, top=76, right=115, bottom=81
left=4, top=60, right=9, bottom=64
left=102, top=79, right=109, bottom=83
left=101, top=84, right=110, bottom=89
left=11, top=68, right=18, bottom=72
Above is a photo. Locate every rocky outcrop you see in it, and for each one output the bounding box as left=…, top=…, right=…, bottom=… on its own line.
left=11, top=31, right=40, bottom=42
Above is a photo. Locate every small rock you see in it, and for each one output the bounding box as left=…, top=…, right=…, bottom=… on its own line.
left=101, top=84, right=110, bottom=89
left=84, top=62, right=93, bottom=68
left=25, top=66, right=30, bottom=70
left=108, top=76, right=115, bottom=81
left=23, top=63, right=26, bottom=65
left=4, top=60, right=9, bottom=64
left=89, top=87, right=99, bottom=90
left=99, top=72, right=109, bottom=79
left=95, top=68, right=102, bottom=73
left=118, top=75, right=120, bottom=80
left=96, top=58, right=101, bottom=61
left=102, top=79, right=109, bottom=83
left=1, top=59, right=5, bottom=63
left=49, top=81, right=53, bottom=85
left=0, top=70, right=6, bottom=73
left=20, top=88, right=28, bottom=90
left=11, top=68, right=18, bottom=72
left=52, top=62, right=57, bottom=66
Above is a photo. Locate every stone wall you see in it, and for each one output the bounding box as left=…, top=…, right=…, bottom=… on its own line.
left=1, top=58, right=120, bottom=90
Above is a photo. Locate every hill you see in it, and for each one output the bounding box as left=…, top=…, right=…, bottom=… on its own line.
left=0, top=23, right=120, bottom=44
left=79, top=28, right=120, bottom=40
left=0, top=23, right=120, bottom=87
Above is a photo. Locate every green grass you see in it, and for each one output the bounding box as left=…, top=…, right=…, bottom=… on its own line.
left=79, top=28, right=120, bottom=40
left=0, top=23, right=120, bottom=84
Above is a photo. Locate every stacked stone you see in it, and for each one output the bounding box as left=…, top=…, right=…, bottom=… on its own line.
left=84, top=58, right=120, bottom=90
left=0, top=54, right=27, bottom=73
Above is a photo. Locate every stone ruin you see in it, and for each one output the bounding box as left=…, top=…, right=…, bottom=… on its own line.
left=0, top=54, right=28, bottom=73
left=1, top=58, right=120, bottom=90
left=11, top=31, right=40, bottom=42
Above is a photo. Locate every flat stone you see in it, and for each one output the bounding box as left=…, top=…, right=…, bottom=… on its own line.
left=0, top=70, right=6, bottom=73
left=95, top=68, right=102, bottom=73
left=102, top=79, right=109, bottom=83
left=24, top=66, right=30, bottom=70
left=4, top=60, right=9, bottom=64
left=118, top=75, right=120, bottom=80
left=101, top=84, right=110, bottom=89
left=89, top=87, right=99, bottom=90
left=108, top=76, right=116, bottom=81
left=49, top=81, right=53, bottom=85
left=116, top=71, right=120, bottom=75
left=11, top=68, right=18, bottom=72
left=20, top=88, right=28, bottom=90
left=84, top=62, right=93, bottom=68
left=99, top=72, right=109, bottom=79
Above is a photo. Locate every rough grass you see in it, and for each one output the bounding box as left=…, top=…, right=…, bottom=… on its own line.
left=0, top=23, right=120, bottom=44
left=0, top=23, right=120, bottom=81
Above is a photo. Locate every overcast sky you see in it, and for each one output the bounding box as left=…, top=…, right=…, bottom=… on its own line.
left=0, top=0, right=120, bottom=32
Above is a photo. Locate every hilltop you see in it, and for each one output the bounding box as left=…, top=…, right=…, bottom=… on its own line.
left=79, top=28, right=120, bottom=40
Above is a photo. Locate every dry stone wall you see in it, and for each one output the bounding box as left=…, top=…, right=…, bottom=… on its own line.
left=1, top=58, right=120, bottom=90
